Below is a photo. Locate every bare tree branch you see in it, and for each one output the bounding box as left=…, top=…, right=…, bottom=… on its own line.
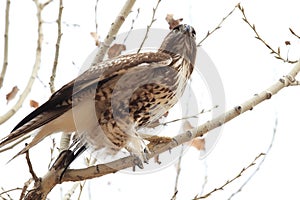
left=194, top=153, right=265, bottom=199
left=62, top=182, right=80, bottom=200
left=0, top=187, right=22, bottom=199
left=289, top=27, right=300, bottom=40
left=48, top=137, right=57, bottom=169
left=123, top=8, right=140, bottom=44
left=40, top=0, right=53, bottom=9
left=137, top=0, right=161, bottom=53
left=19, top=179, right=32, bottom=200
left=194, top=61, right=300, bottom=139
left=91, top=0, right=136, bottom=64
left=161, top=106, right=217, bottom=127
left=237, top=4, right=297, bottom=64
left=0, top=0, right=11, bottom=89
left=172, top=145, right=184, bottom=200
left=227, top=115, right=278, bottom=199
left=197, top=3, right=238, bottom=46
left=25, top=150, right=39, bottom=183
left=0, top=0, right=49, bottom=124
left=199, top=161, right=208, bottom=196
left=49, top=0, right=63, bottom=93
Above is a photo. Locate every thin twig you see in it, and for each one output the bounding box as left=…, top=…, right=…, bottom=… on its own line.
left=48, top=137, right=57, bottom=169
left=41, top=0, right=53, bottom=9
left=172, top=81, right=194, bottom=200
left=63, top=141, right=97, bottom=199
left=289, top=28, right=300, bottom=40
left=91, top=0, right=136, bottom=65
left=0, top=0, right=11, bottom=89
left=123, top=8, right=140, bottom=44
left=62, top=182, right=81, bottom=200
left=49, top=0, right=63, bottom=93
left=77, top=152, right=97, bottom=199
left=77, top=182, right=86, bottom=200
left=36, top=75, right=47, bottom=88
left=172, top=145, right=184, bottom=200
left=94, top=0, right=100, bottom=37
left=170, top=190, right=178, bottom=200
left=237, top=4, right=297, bottom=64
left=0, top=187, right=22, bottom=199
left=137, top=0, right=161, bottom=53
left=199, top=161, right=208, bottom=196
left=19, top=179, right=33, bottom=200
left=227, top=115, right=278, bottom=199
left=195, top=153, right=265, bottom=199
left=0, top=0, right=49, bottom=124
left=161, top=105, right=218, bottom=126
left=197, top=3, right=238, bottom=46
left=25, top=149, right=39, bottom=183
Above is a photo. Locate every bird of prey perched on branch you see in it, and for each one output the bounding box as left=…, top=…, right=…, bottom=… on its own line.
left=0, top=24, right=197, bottom=167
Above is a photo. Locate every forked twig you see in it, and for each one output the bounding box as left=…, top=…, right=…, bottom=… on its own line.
left=237, top=4, right=297, bottom=64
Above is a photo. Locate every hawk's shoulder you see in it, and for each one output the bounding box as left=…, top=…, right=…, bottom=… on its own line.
left=54, top=51, right=173, bottom=97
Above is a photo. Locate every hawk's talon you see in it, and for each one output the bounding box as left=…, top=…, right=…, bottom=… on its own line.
left=143, top=147, right=150, bottom=164
left=129, top=146, right=150, bottom=171
left=132, top=155, right=144, bottom=169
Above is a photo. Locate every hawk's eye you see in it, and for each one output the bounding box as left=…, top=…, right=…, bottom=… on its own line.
left=173, top=25, right=181, bottom=33
left=173, top=26, right=179, bottom=33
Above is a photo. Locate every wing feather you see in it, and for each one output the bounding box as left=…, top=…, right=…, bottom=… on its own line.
left=0, top=52, right=172, bottom=149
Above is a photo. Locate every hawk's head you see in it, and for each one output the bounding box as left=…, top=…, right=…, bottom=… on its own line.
left=159, top=24, right=197, bottom=66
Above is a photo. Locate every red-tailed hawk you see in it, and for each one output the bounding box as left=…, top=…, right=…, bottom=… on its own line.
left=0, top=24, right=197, bottom=167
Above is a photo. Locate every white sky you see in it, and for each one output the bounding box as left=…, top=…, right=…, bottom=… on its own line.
left=0, top=0, right=300, bottom=199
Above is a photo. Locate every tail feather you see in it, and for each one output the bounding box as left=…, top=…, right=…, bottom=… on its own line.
left=0, top=106, right=74, bottom=157
left=0, top=129, right=32, bottom=150
left=9, top=127, right=49, bottom=160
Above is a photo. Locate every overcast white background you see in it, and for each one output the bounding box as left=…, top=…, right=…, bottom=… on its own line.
left=0, top=0, right=300, bottom=199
